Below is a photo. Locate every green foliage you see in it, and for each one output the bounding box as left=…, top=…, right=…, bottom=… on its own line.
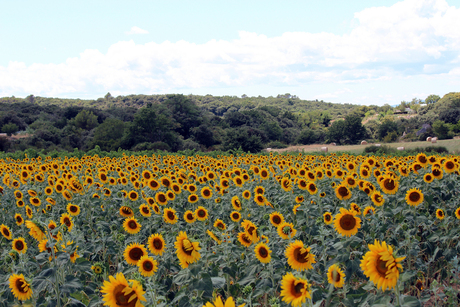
left=73, top=110, right=98, bottom=130
left=92, top=118, right=125, bottom=151
left=432, top=120, right=451, bottom=140
left=425, top=94, right=440, bottom=104
left=223, top=127, right=264, bottom=153
left=1, top=123, right=18, bottom=136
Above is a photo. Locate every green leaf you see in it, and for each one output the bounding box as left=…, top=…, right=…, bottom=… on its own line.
left=61, top=276, right=83, bottom=294
left=211, top=277, right=226, bottom=289
left=401, top=295, right=421, bottom=307
left=400, top=271, right=416, bottom=282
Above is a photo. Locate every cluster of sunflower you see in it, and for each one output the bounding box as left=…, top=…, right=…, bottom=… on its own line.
left=0, top=151, right=459, bottom=306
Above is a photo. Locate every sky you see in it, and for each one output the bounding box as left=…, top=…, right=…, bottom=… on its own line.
left=0, top=0, right=459, bottom=106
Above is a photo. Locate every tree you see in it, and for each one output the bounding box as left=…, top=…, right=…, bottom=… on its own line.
left=343, top=114, right=367, bottom=144
left=92, top=118, right=126, bottom=151
left=223, top=127, right=263, bottom=153
left=432, top=120, right=450, bottom=140
left=2, top=123, right=18, bottom=136
left=425, top=94, right=440, bottom=104
left=326, top=120, right=346, bottom=144
left=296, top=128, right=316, bottom=145
left=74, top=110, right=98, bottom=130
left=123, top=104, right=181, bottom=151
left=378, top=119, right=399, bottom=140
left=164, top=94, right=202, bottom=139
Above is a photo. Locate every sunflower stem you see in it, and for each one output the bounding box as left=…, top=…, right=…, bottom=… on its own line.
left=394, top=282, right=401, bottom=307
left=325, top=283, right=335, bottom=307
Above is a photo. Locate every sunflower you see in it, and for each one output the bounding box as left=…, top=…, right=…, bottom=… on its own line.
left=242, top=190, right=251, bottom=199
left=163, top=208, right=178, bottom=224
left=277, top=222, right=297, bottom=240
left=254, top=242, right=272, bottom=264
left=380, top=176, right=399, bottom=195
left=360, top=240, right=405, bottom=291
left=405, top=188, right=424, bottom=207
left=91, top=263, right=104, bottom=276
left=155, top=192, right=168, bottom=206
left=203, top=296, right=245, bottom=307
left=9, top=274, right=33, bottom=301
left=123, top=217, right=142, bottom=234
left=423, top=173, right=434, bottom=183
left=298, top=179, right=308, bottom=190
left=280, top=272, right=311, bottom=307
left=60, top=213, right=74, bottom=232
left=307, top=182, right=318, bottom=195
left=175, top=231, right=201, bottom=267
left=231, top=195, right=242, bottom=211
left=25, top=220, right=45, bottom=241
left=242, top=220, right=260, bottom=243
left=66, top=203, right=81, bottom=216
left=269, top=212, right=284, bottom=227
left=195, top=206, right=209, bottom=221
left=363, top=206, right=375, bottom=216
left=213, top=219, right=226, bottom=231
left=285, top=240, right=316, bottom=271
left=12, top=237, right=27, bottom=254
left=327, top=264, right=345, bottom=288
left=323, top=212, right=333, bottom=225
left=254, top=193, right=266, bottom=206
left=350, top=203, right=361, bottom=215
left=201, top=186, right=213, bottom=199
left=334, top=184, right=351, bottom=201
left=415, top=153, right=428, bottom=167
left=119, top=206, right=134, bottom=218
left=237, top=232, right=253, bottom=247
left=186, top=193, right=199, bottom=204
left=152, top=203, right=161, bottom=215
left=124, top=243, right=148, bottom=266
left=100, top=272, right=146, bottom=307
left=182, top=210, right=195, bottom=223
left=147, top=179, right=160, bottom=190
left=15, top=213, right=24, bottom=226
left=29, top=197, right=41, bottom=207
left=17, top=200, right=25, bottom=207
left=334, top=208, right=361, bottom=237
left=455, top=207, right=460, bottom=220
left=293, top=204, right=301, bottom=214
left=233, top=176, right=244, bottom=187
left=206, top=229, right=222, bottom=245
left=1, top=224, right=12, bottom=240
left=230, top=211, right=242, bottom=222
left=139, top=204, right=151, bottom=217
left=137, top=255, right=158, bottom=277
left=147, top=233, right=166, bottom=256
left=371, top=191, right=384, bottom=207
left=281, top=177, right=292, bottom=192
left=128, top=190, right=139, bottom=201
left=62, top=189, right=73, bottom=201
left=436, top=209, right=445, bottom=220
left=295, top=195, right=304, bottom=203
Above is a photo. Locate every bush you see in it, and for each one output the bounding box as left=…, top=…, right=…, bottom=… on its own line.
left=364, top=145, right=396, bottom=155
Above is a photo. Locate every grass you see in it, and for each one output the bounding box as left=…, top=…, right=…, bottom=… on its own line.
left=277, top=139, right=460, bottom=155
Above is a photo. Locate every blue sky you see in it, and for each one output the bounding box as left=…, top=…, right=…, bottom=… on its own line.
left=1, top=0, right=459, bottom=105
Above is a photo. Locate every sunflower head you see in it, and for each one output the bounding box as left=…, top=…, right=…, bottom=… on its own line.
left=254, top=242, right=272, bottom=264
left=323, top=212, right=333, bottom=225
left=100, top=272, right=146, bottom=307
left=123, top=243, right=147, bottom=266
left=148, top=233, right=166, bottom=255
left=137, top=255, right=158, bottom=277
left=9, top=274, right=33, bottom=301
left=285, top=240, right=316, bottom=271
left=360, top=240, right=405, bottom=291
left=327, top=264, right=345, bottom=288
left=405, top=188, right=424, bottom=207
left=436, top=209, right=445, bottom=220
left=334, top=208, right=361, bottom=237
left=280, top=273, right=311, bottom=307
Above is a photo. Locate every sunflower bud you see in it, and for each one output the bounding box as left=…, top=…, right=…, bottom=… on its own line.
left=243, top=285, right=253, bottom=295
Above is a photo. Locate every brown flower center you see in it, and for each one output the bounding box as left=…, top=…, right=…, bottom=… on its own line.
left=128, top=221, right=137, bottom=229
left=167, top=211, right=175, bottom=220
left=338, top=186, right=349, bottom=197
left=293, top=247, right=309, bottom=263
left=272, top=216, right=281, bottom=225
left=15, top=241, right=24, bottom=250
left=114, top=284, right=137, bottom=307
left=15, top=279, right=28, bottom=294
left=129, top=247, right=144, bottom=261
left=383, top=179, right=396, bottom=191
left=292, top=281, right=305, bottom=297
left=197, top=210, right=206, bottom=218
left=376, top=258, right=388, bottom=277
left=153, top=239, right=163, bottom=250
left=409, top=191, right=421, bottom=202
left=259, top=247, right=268, bottom=258
left=143, top=260, right=153, bottom=271
left=339, top=214, right=356, bottom=231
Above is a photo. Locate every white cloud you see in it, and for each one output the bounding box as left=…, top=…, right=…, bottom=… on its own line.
left=0, top=0, right=459, bottom=105
left=125, top=26, right=149, bottom=35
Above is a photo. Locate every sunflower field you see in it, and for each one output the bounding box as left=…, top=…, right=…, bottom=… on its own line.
left=1, top=152, right=460, bottom=307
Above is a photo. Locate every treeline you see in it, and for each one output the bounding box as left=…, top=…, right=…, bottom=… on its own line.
left=0, top=92, right=459, bottom=154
